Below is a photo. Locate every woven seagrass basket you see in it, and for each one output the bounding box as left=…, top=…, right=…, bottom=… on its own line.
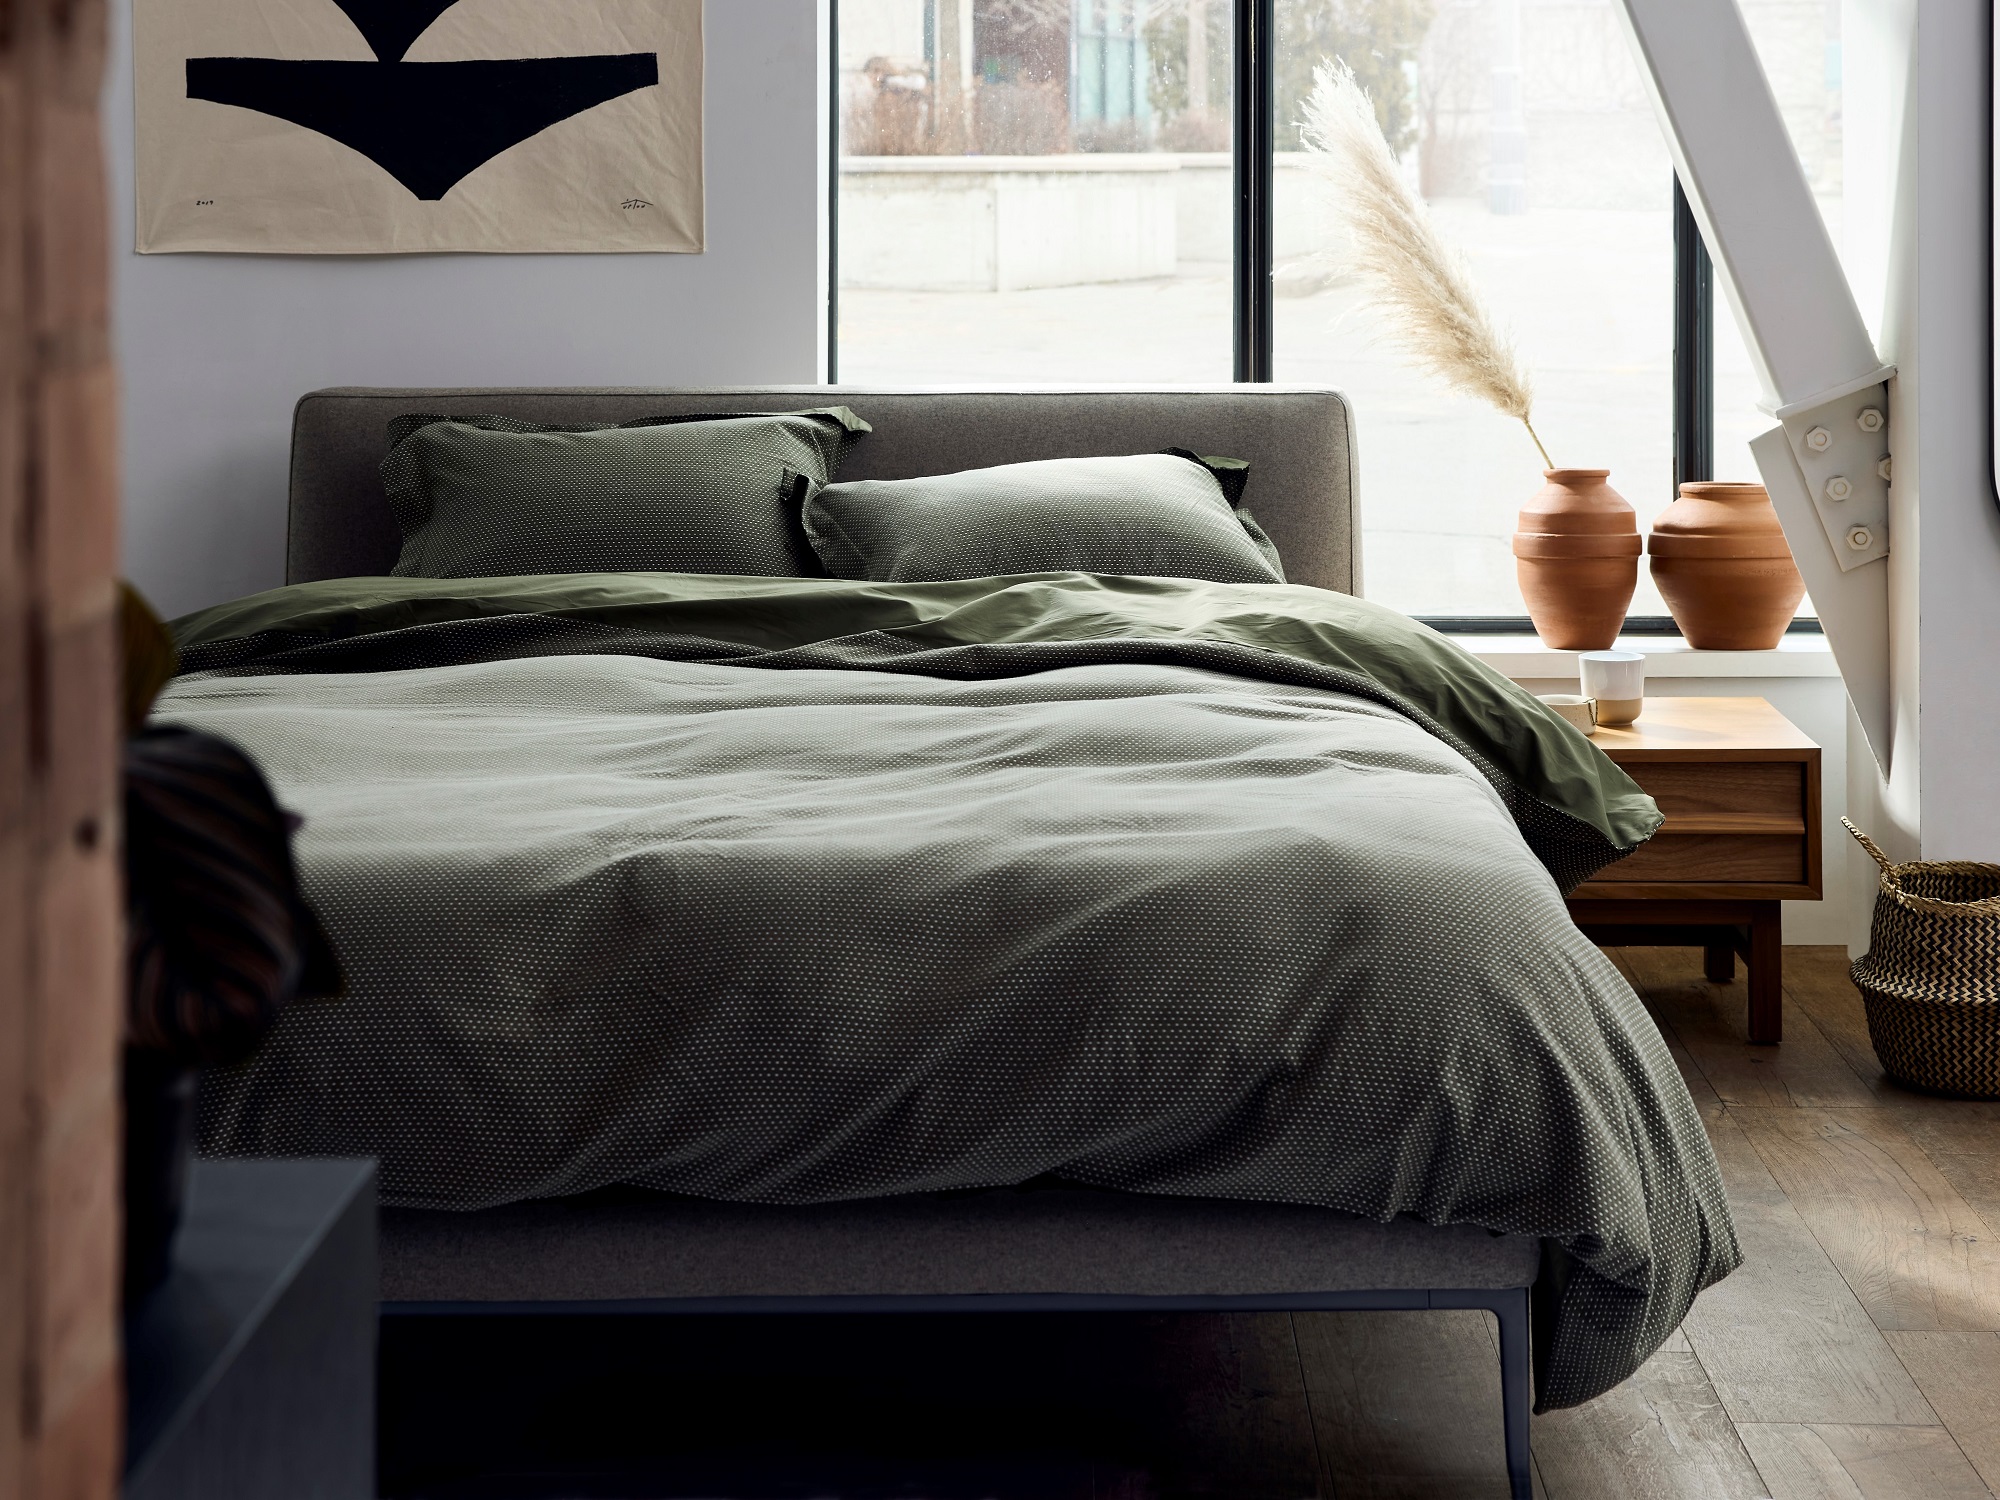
left=1846, top=819, right=2000, bottom=1098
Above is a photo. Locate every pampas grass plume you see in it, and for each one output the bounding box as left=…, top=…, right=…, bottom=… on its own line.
left=1301, top=60, right=1553, bottom=469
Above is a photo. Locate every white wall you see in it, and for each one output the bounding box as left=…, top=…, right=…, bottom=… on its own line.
left=1840, top=0, right=1922, bottom=946
left=109, top=0, right=829, bottom=618
left=1841, top=0, right=1998, bottom=918
left=1907, top=0, right=2000, bottom=863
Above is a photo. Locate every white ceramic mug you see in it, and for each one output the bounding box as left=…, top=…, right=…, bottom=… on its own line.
left=1579, top=651, right=1644, bottom=726
left=1537, top=693, right=1599, bottom=735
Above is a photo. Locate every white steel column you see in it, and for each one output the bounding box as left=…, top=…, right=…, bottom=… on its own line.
left=1613, top=0, right=1896, bottom=768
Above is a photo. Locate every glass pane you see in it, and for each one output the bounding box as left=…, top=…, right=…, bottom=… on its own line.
left=1715, top=0, right=1839, bottom=618
left=836, top=1, right=1233, bottom=383
left=1274, top=0, right=1675, bottom=619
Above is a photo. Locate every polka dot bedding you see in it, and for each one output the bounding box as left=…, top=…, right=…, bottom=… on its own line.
left=163, top=572, right=1738, bottom=1411
left=802, top=452, right=1287, bottom=584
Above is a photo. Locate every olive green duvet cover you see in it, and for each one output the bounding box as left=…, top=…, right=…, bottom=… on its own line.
left=163, top=570, right=1734, bottom=1409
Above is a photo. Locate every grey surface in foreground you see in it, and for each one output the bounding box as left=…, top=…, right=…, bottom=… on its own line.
left=124, top=1158, right=377, bottom=1500
left=378, top=1186, right=1540, bottom=1303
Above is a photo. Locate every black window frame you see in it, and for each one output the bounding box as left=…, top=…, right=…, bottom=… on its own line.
left=1233, top=0, right=1276, bottom=384
left=825, top=2, right=1818, bottom=637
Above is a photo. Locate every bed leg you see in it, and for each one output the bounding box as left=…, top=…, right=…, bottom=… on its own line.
left=1494, top=1286, right=1534, bottom=1500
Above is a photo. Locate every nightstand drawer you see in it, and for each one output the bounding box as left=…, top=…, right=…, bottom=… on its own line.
left=1591, top=830, right=1806, bottom=884
left=1623, top=760, right=1805, bottom=820
left=1592, top=750, right=1813, bottom=890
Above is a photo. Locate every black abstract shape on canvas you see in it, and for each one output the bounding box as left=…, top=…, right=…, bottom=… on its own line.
left=326, top=0, right=464, bottom=63
left=186, top=1, right=660, bottom=201
left=188, top=56, right=659, bottom=200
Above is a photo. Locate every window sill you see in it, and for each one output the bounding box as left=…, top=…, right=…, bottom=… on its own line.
left=1448, top=633, right=1840, bottom=680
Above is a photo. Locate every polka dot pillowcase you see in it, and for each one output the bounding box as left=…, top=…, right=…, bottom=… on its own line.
left=381, top=408, right=871, bottom=580
left=801, top=450, right=1285, bottom=585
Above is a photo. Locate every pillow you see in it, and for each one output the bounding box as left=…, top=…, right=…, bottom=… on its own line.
left=380, top=407, right=871, bottom=579
left=801, top=450, right=1286, bottom=585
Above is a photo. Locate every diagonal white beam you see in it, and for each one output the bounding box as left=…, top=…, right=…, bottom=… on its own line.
left=1612, top=0, right=1895, bottom=769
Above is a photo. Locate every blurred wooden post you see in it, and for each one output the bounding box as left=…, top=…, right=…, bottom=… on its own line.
left=0, top=0, right=125, bottom=1496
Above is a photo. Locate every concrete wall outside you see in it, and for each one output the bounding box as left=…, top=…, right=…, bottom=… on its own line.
left=838, top=153, right=1351, bottom=291
left=839, top=157, right=1179, bottom=290
left=1186, top=155, right=1344, bottom=265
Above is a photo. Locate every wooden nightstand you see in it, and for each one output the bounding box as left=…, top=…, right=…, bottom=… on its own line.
left=1565, top=696, right=1821, bottom=1045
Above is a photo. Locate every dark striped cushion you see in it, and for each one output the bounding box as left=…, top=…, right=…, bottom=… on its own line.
left=125, top=727, right=342, bottom=1066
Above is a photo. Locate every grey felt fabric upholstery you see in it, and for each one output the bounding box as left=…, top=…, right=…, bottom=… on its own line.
left=379, top=1186, right=1541, bottom=1303
left=287, top=387, right=1360, bottom=594
left=802, top=452, right=1286, bottom=584
left=380, top=408, right=866, bottom=579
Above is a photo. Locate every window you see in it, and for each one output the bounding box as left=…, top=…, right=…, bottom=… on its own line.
left=832, top=1, right=1829, bottom=629
left=834, top=0, right=1234, bottom=384
left=1272, top=0, right=1678, bottom=619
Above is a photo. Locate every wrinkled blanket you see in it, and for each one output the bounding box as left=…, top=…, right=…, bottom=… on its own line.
left=164, top=571, right=1736, bottom=1409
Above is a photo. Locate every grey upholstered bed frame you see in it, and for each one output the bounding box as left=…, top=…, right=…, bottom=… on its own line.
left=289, top=386, right=1533, bottom=1497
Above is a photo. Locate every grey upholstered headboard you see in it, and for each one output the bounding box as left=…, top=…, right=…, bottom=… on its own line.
left=287, top=386, right=1360, bottom=594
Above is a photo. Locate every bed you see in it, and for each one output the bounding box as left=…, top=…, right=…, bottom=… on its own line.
left=159, top=387, right=1741, bottom=1498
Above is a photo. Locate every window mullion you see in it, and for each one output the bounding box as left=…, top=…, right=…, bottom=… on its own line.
left=1672, top=174, right=1714, bottom=489
left=1232, top=0, right=1274, bottom=382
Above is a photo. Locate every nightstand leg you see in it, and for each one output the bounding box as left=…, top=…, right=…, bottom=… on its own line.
left=1704, top=941, right=1735, bottom=983
left=1747, top=903, right=1783, bottom=1045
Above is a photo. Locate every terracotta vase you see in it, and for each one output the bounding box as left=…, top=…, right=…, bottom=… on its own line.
left=1511, top=469, right=1641, bottom=650
left=1648, top=482, right=1805, bottom=649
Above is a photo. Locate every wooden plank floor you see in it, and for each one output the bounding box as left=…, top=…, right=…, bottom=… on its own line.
left=1586, top=946, right=1998, bottom=1499
left=380, top=947, right=2000, bottom=1500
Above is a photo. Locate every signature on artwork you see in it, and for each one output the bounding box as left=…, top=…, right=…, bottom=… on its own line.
left=621, top=198, right=653, bottom=210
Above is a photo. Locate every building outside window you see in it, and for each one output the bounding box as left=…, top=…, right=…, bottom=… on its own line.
left=835, top=0, right=1838, bottom=624
left=837, top=0, right=1234, bottom=387
left=1073, top=1, right=1153, bottom=132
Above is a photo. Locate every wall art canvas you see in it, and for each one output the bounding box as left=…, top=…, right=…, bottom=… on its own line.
left=135, top=0, right=703, bottom=254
